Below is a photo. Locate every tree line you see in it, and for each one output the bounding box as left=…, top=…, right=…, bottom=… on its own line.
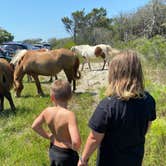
left=61, top=0, right=166, bottom=45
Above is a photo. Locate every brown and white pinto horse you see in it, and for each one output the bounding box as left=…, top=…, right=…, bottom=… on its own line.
left=71, top=44, right=119, bottom=70
left=13, top=48, right=81, bottom=97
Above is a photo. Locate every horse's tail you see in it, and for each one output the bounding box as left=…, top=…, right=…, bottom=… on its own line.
left=73, top=55, right=81, bottom=79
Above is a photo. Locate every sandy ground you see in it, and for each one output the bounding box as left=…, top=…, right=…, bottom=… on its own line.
left=52, top=62, right=109, bottom=92
left=46, top=62, right=109, bottom=106
left=76, top=62, right=109, bottom=92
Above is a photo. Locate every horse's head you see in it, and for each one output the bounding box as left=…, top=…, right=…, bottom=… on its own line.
left=13, top=78, right=23, bottom=97
left=94, top=47, right=106, bottom=59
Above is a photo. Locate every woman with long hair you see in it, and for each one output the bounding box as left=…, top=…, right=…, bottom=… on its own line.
left=78, top=50, right=156, bottom=166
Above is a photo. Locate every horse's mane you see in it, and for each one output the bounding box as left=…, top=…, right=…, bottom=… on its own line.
left=10, top=49, right=28, bottom=66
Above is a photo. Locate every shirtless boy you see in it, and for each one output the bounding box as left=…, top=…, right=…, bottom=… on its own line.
left=32, top=80, right=81, bottom=166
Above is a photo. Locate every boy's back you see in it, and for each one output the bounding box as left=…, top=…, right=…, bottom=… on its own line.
left=43, top=106, right=76, bottom=148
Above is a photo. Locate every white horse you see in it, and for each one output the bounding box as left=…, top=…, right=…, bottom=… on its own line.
left=71, top=44, right=119, bottom=70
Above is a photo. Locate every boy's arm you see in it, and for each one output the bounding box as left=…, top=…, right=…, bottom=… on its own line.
left=68, top=112, right=81, bottom=151
left=32, top=110, right=52, bottom=140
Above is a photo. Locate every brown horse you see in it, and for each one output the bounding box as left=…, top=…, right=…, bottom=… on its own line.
left=10, top=48, right=52, bottom=82
left=14, top=48, right=81, bottom=97
left=0, top=58, right=15, bottom=111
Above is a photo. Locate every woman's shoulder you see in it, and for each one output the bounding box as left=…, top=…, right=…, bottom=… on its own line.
left=97, top=96, right=119, bottom=109
left=143, top=91, right=155, bottom=102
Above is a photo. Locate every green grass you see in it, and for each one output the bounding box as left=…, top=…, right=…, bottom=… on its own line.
left=0, top=61, right=166, bottom=165
left=0, top=79, right=98, bottom=166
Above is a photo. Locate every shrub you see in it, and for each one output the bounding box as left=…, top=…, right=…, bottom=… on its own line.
left=143, top=118, right=166, bottom=166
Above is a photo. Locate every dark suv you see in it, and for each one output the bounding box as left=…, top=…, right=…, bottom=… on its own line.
left=0, top=47, right=13, bottom=61
left=2, top=42, right=30, bottom=56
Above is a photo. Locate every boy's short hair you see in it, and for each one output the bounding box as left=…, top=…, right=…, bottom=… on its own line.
left=50, top=80, right=72, bottom=101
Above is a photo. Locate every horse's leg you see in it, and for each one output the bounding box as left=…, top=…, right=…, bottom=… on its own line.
left=102, top=59, right=107, bottom=70
left=55, top=75, right=58, bottom=80
left=31, top=74, right=44, bottom=96
left=64, top=69, right=76, bottom=91
left=27, top=74, right=32, bottom=82
left=0, top=95, right=4, bottom=111
left=87, top=58, right=92, bottom=71
left=48, top=75, right=58, bottom=82
left=81, top=61, right=85, bottom=71
left=107, top=60, right=110, bottom=68
left=4, top=91, right=16, bottom=111
left=48, top=76, right=53, bottom=82
left=81, top=57, right=86, bottom=71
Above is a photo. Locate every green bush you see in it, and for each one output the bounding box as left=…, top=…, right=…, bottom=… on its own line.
left=52, top=38, right=75, bottom=49
left=114, top=36, right=166, bottom=67
left=144, top=118, right=166, bottom=166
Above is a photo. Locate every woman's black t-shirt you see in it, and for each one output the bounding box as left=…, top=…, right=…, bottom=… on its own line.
left=89, top=91, right=156, bottom=166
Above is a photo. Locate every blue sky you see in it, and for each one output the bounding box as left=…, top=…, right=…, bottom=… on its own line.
left=0, top=0, right=150, bottom=41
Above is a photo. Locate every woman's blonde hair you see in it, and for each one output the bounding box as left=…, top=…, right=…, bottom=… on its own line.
left=106, top=50, right=144, bottom=100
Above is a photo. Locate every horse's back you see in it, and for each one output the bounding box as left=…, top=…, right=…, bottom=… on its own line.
left=17, top=49, right=78, bottom=75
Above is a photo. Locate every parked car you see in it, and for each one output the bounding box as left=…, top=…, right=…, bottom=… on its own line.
left=33, top=43, right=51, bottom=50
left=2, top=42, right=32, bottom=56
left=43, top=43, right=51, bottom=50
left=0, top=47, right=13, bottom=62
left=32, top=44, right=43, bottom=50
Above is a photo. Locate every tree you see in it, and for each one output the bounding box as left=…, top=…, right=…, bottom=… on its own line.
left=22, top=38, right=43, bottom=44
left=61, top=8, right=112, bottom=45
left=0, top=28, right=14, bottom=44
left=111, top=0, right=166, bottom=41
left=62, top=9, right=86, bottom=43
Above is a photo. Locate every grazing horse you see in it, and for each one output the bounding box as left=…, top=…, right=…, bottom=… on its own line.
left=0, top=58, right=15, bottom=111
left=71, top=44, right=116, bottom=70
left=11, top=48, right=49, bottom=67
left=13, top=48, right=81, bottom=97
left=10, top=49, right=56, bottom=82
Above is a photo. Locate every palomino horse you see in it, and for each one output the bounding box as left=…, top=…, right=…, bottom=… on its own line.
left=10, top=48, right=51, bottom=82
left=14, top=48, right=81, bottom=97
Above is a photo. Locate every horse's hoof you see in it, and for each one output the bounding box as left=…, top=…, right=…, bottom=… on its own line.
left=15, top=94, right=20, bottom=98
left=11, top=106, right=16, bottom=111
left=38, top=93, right=45, bottom=97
